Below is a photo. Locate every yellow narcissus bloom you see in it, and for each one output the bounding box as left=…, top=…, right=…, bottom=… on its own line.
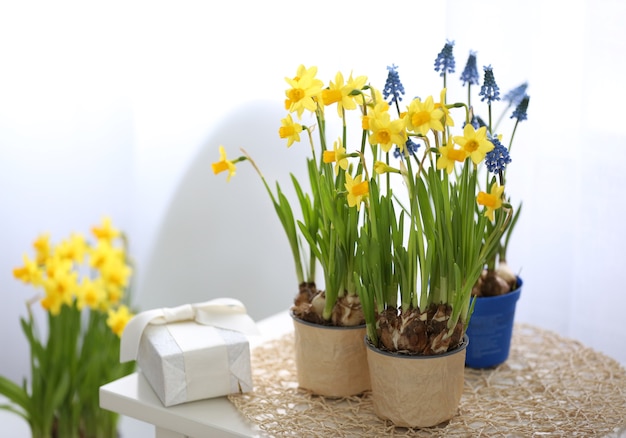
left=453, top=124, right=494, bottom=164
left=43, top=252, right=73, bottom=283
left=107, top=305, right=133, bottom=337
left=89, top=240, right=124, bottom=271
left=435, top=88, right=454, bottom=127
left=211, top=145, right=237, bottom=182
left=13, top=254, right=43, bottom=286
left=321, top=71, right=368, bottom=117
left=436, top=144, right=469, bottom=174
left=278, top=114, right=303, bottom=147
left=345, top=173, right=369, bottom=210
left=406, top=96, right=444, bottom=136
left=373, top=161, right=400, bottom=175
left=100, top=257, right=132, bottom=290
left=41, top=292, right=64, bottom=316
left=322, top=139, right=349, bottom=176
left=284, top=65, right=324, bottom=118
left=33, top=233, right=51, bottom=265
left=106, top=285, right=124, bottom=306
left=43, top=268, right=78, bottom=315
left=56, top=233, right=88, bottom=263
left=92, top=218, right=120, bottom=242
left=477, top=182, right=505, bottom=221
left=367, top=110, right=407, bottom=153
left=77, top=277, right=107, bottom=311
left=362, top=100, right=389, bottom=130
left=345, top=73, right=369, bottom=104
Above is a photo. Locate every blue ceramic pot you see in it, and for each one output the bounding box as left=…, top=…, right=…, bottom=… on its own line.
left=465, top=277, right=523, bottom=368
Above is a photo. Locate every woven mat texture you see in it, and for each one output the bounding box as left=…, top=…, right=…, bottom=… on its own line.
left=229, top=324, right=626, bottom=437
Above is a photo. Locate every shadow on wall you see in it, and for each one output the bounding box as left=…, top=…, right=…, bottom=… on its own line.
left=137, top=99, right=312, bottom=321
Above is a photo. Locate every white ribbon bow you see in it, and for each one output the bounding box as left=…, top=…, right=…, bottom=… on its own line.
left=120, top=298, right=259, bottom=363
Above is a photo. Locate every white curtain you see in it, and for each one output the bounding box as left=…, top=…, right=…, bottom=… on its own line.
left=1, top=0, right=625, bottom=387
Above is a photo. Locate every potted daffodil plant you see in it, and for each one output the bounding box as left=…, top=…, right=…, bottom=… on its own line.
left=213, top=66, right=373, bottom=397
left=349, top=41, right=528, bottom=426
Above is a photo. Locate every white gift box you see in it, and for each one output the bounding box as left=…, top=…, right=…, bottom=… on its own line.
left=121, top=298, right=259, bottom=407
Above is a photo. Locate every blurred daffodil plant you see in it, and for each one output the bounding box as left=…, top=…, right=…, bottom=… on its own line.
left=0, top=218, right=135, bottom=438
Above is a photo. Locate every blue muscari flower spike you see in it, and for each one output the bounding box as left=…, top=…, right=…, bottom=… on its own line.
left=479, top=65, right=500, bottom=104
left=394, top=138, right=420, bottom=159
left=503, top=82, right=528, bottom=106
left=434, top=40, right=455, bottom=77
left=485, top=135, right=511, bottom=174
left=511, top=94, right=530, bottom=122
left=383, top=64, right=405, bottom=106
left=460, top=51, right=479, bottom=86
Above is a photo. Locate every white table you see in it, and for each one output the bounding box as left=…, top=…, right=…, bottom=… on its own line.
left=99, top=310, right=292, bottom=438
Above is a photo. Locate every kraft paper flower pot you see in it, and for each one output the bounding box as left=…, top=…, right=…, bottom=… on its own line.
left=365, top=335, right=468, bottom=428
left=465, top=277, right=523, bottom=368
left=291, top=312, right=370, bottom=397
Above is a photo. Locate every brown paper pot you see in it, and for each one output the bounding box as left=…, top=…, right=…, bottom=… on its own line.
left=291, top=313, right=371, bottom=397
left=365, top=335, right=468, bottom=428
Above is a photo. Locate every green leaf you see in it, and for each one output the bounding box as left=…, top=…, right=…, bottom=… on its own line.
left=0, top=376, right=30, bottom=421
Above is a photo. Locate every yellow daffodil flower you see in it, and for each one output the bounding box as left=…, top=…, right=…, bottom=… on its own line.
left=453, top=124, right=494, bottom=165
left=56, top=233, right=88, bottom=263
left=44, top=252, right=73, bottom=282
left=362, top=100, right=389, bottom=130
left=477, top=182, right=505, bottom=221
left=13, top=254, right=43, bottom=286
left=106, top=285, right=124, bottom=306
left=278, top=114, right=303, bottom=147
left=92, top=217, right=121, bottom=242
left=212, top=145, right=237, bottom=182
left=345, top=73, right=368, bottom=97
left=41, top=292, right=64, bottom=316
left=436, top=144, right=468, bottom=174
left=77, top=278, right=106, bottom=311
left=345, top=173, right=369, bottom=210
left=43, top=268, right=78, bottom=314
left=284, top=65, right=324, bottom=118
left=100, top=257, right=132, bottom=290
left=406, top=96, right=444, bottom=136
left=322, top=139, right=349, bottom=175
left=321, top=71, right=368, bottom=117
left=373, top=161, right=400, bottom=175
left=107, top=305, right=133, bottom=337
left=367, top=110, right=407, bottom=153
left=33, top=233, right=51, bottom=265
left=89, top=240, right=123, bottom=271
left=435, top=88, right=454, bottom=127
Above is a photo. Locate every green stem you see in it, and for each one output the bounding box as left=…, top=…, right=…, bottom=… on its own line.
left=508, top=119, right=520, bottom=153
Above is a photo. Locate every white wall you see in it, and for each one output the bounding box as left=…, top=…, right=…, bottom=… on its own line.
left=1, top=0, right=625, bottom=390
left=0, top=2, right=135, bottom=383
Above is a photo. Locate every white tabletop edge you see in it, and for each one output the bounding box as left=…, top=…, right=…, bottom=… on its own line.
left=99, top=309, right=293, bottom=437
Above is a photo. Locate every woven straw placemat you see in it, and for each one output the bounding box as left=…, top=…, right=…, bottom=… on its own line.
left=229, top=323, right=626, bottom=437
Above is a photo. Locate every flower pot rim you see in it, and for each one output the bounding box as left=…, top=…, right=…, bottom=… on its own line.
left=289, top=309, right=366, bottom=330
left=364, top=334, right=469, bottom=359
